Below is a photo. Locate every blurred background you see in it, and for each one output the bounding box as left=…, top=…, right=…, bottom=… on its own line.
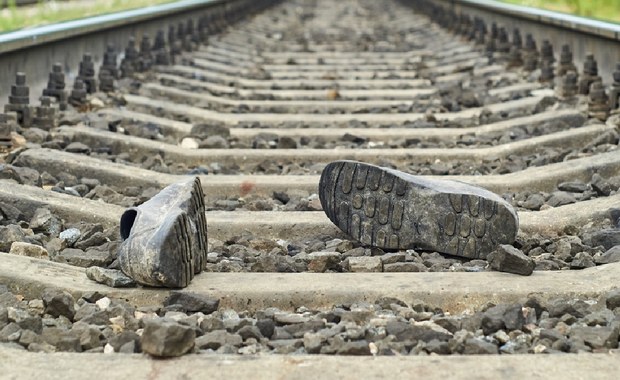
left=503, top=0, right=620, bottom=22
left=0, top=0, right=174, bottom=32
left=1, top=0, right=619, bottom=33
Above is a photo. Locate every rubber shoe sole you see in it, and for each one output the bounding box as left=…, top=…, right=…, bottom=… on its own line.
left=178, top=177, right=208, bottom=274
left=319, top=160, right=519, bottom=259
left=118, top=176, right=208, bottom=288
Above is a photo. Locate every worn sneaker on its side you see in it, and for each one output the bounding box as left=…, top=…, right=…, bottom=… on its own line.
left=118, top=176, right=208, bottom=288
left=319, top=161, right=518, bottom=259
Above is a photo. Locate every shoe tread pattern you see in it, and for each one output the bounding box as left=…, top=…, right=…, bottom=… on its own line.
left=158, top=211, right=192, bottom=288
left=189, top=177, right=208, bottom=273
left=321, top=161, right=517, bottom=259
left=325, top=161, right=405, bottom=250
left=442, top=193, right=513, bottom=259
left=175, top=212, right=192, bottom=287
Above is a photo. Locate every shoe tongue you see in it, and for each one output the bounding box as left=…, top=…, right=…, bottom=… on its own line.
left=120, top=208, right=139, bottom=240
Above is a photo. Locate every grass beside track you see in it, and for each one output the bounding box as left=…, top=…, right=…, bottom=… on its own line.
left=0, top=0, right=175, bottom=32
left=503, top=0, right=620, bottom=23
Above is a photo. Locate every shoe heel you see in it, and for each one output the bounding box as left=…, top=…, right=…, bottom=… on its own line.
left=329, top=161, right=405, bottom=249
left=180, top=211, right=194, bottom=286
left=189, top=177, right=208, bottom=273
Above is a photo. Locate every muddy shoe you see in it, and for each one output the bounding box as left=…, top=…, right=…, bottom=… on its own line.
left=319, top=161, right=518, bottom=259
left=118, top=176, right=208, bottom=288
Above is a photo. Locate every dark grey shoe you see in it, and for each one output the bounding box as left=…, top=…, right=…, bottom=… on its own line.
left=118, top=176, right=207, bottom=287
left=319, top=161, right=518, bottom=259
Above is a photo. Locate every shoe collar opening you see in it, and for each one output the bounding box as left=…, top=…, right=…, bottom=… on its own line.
left=120, top=208, right=139, bottom=240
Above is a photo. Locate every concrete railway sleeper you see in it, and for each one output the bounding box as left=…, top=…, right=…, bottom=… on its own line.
left=100, top=107, right=585, bottom=142
left=155, top=71, right=438, bottom=100
left=52, top=122, right=615, bottom=170
left=0, top=0, right=620, bottom=376
left=156, top=63, right=436, bottom=89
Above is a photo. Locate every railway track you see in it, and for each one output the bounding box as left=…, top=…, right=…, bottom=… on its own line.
left=1, top=0, right=620, bottom=377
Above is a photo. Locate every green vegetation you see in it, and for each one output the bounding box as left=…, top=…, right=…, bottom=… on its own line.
left=502, top=0, right=620, bottom=23
left=0, top=0, right=176, bottom=32
left=2, top=0, right=619, bottom=33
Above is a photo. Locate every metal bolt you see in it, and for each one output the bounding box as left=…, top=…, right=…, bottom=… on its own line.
left=540, top=40, right=554, bottom=65
left=121, top=37, right=138, bottom=78
left=6, top=72, right=32, bottom=127
left=33, top=96, right=57, bottom=130
left=578, top=53, right=600, bottom=95
left=70, top=79, right=87, bottom=107
left=496, top=27, right=510, bottom=53
left=137, top=35, right=153, bottom=72
left=43, top=63, right=67, bottom=111
left=608, top=62, right=620, bottom=110
left=154, top=29, right=173, bottom=65
left=557, top=44, right=576, bottom=77
left=588, top=81, right=609, bottom=120
left=512, top=28, right=522, bottom=49
left=77, top=53, right=97, bottom=94
left=557, top=70, right=578, bottom=98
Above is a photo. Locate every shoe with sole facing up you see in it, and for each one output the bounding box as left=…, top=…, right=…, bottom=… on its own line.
left=118, top=176, right=208, bottom=288
left=319, top=161, right=519, bottom=259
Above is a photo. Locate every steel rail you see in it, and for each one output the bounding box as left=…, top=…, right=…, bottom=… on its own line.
left=0, top=0, right=227, bottom=54
left=406, top=0, right=620, bottom=83
left=453, top=0, right=620, bottom=41
left=0, top=0, right=275, bottom=105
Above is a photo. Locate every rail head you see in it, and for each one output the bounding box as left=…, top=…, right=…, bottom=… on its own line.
left=0, top=0, right=229, bottom=54
left=450, top=0, right=620, bottom=41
